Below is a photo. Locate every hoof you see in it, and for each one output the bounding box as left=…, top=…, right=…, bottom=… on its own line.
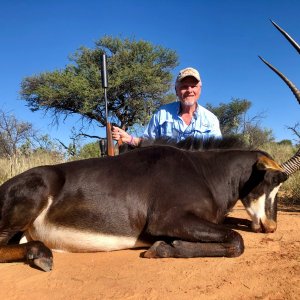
left=143, top=241, right=172, bottom=258
left=252, top=219, right=277, bottom=234
left=171, top=240, right=184, bottom=247
left=26, top=241, right=53, bottom=272
left=33, top=257, right=53, bottom=272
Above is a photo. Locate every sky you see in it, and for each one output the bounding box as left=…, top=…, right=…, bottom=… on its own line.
left=1, top=0, right=299, bottom=147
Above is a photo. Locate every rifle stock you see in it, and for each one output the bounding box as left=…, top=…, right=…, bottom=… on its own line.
left=106, top=122, right=115, bottom=156
left=101, top=53, right=116, bottom=156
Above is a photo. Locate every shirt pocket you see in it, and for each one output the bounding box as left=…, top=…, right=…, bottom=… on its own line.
left=160, top=120, right=178, bottom=139
left=193, top=123, right=212, bottom=138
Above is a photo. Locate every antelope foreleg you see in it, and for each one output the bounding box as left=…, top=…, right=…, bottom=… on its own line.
left=0, top=241, right=53, bottom=272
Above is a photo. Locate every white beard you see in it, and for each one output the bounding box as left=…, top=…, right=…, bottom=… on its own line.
left=181, top=100, right=195, bottom=107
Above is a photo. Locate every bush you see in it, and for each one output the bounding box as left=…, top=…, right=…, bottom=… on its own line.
left=261, top=142, right=300, bottom=205
left=76, top=141, right=100, bottom=159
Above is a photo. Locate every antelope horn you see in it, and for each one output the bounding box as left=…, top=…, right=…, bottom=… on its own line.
left=281, top=148, right=300, bottom=176
left=260, top=21, right=300, bottom=176
left=270, top=20, right=300, bottom=54
left=258, top=56, right=300, bottom=105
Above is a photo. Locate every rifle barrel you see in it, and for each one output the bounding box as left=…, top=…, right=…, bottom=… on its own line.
left=101, top=54, right=108, bottom=88
left=101, top=53, right=115, bottom=156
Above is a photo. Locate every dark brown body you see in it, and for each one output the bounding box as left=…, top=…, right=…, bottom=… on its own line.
left=0, top=144, right=287, bottom=271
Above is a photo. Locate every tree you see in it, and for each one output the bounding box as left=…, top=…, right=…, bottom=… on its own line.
left=20, top=36, right=178, bottom=133
left=77, top=141, right=100, bottom=159
left=206, top=98, right=274, bottom=146
left=0, top=109, right=63, bottom=158
left=241, top=125, right=274, bottom=147
left=0, top=109, right=35, bottom=157
left=286, top=122, right=300, bottom=143
left=278, top=139, right=293, bottom=146
left=206, top=98, right=251, bottom=135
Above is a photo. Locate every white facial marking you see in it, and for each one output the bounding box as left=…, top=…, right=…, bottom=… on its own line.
left=245, top=184, right=281, bottom=227
left=246, top=194, right=266, bottom=225
left=25, top=197, right=149, bottom=252
left=269, top=185, right=281, bottom=206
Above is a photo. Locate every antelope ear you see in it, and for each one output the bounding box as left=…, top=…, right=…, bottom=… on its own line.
left=264, top=170, right=288, bottom=186
left=257, top=156, right=288, bottom=186
left=256, top=156, right=283, bottom=171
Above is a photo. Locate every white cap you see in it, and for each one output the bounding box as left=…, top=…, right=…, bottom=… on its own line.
left=176, top=67, right=201, bottom=85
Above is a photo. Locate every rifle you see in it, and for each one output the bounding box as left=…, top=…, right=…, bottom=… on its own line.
left=101, top=54, right=115, bottom=156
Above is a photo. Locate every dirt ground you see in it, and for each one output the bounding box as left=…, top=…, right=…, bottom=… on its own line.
left=0, top=202, right=299, bottom=300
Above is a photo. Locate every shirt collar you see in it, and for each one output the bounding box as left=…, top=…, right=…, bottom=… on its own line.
left=177, top=102, right=199, bottom=119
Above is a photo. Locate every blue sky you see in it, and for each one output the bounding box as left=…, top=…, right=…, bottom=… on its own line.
left=1, top=0, right=299, bottom=146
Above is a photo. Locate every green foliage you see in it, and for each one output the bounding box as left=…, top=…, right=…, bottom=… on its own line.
left=19, top=138, right=31, bottom=156
left=0, top=109, right=35, bottom=157
left=206, top=98, right=251, bottom=135
left=206, top=98, right=274, bottom=147
left=21, top=36, right=178, bottom=131
left=77, top=141, right=100, bottom=159
left=278, top=139, right=293, bottom=146
left=240, top=126, right=274, bottom=147
left=260, top=142, right=300, bottom=205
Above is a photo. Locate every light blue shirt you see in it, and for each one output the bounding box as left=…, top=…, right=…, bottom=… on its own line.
left=143, top=102, right=222, bottom=142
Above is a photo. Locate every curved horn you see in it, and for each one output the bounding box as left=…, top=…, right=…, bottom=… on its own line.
left=260, top=21, right=300, bottom=176
left=270, top=20, right=300, bottom=54
left=281, top=148, right=300, bottom=176
left=258, top=56, right=300, bottom=105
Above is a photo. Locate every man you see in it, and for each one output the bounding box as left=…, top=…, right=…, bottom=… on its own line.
left=112, top=67, right=222, bottom=146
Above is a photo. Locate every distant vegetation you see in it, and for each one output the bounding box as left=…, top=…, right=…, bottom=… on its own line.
left=0, top=134, right=298, bottom=207
left=0, top=150, right=64, bottom=184
left=260, top=142, right=300, bottom=206
left=0, top=108, right=299, bottom=206
left=3, top=34, right=300, bottom=206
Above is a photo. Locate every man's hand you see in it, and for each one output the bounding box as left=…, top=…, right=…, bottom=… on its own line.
left=112, top=126, right=141, bottom=146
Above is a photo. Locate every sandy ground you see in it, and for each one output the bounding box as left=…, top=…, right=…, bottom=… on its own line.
left=0, top=202, right=299, bottom=300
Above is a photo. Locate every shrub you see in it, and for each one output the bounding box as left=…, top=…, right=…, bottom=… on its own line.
left=261, top=142, right=300, bottom=206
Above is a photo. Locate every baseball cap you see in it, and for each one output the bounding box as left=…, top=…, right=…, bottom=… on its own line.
left=176, top=67, right=202, bottom=85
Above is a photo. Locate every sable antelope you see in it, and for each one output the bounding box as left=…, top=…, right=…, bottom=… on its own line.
left=0, top=21, right=299, bottom=272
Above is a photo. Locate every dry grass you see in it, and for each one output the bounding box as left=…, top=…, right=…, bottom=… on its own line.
left=0, top=144, right=299, bottom=207
left=0, top=151, right=65, bottom=185
left=261, top=143, right=300, bottom=207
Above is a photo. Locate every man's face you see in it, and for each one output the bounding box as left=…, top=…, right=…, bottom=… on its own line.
left=176, top=77, right=201, bottom=107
